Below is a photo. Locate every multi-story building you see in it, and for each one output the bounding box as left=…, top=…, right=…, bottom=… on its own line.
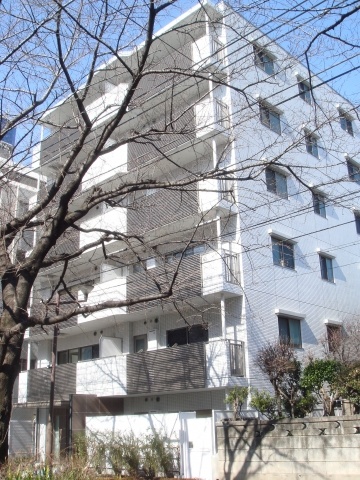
left=10, top=2, right=360, bottom=476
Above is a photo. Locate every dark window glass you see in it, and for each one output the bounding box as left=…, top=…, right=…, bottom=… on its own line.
left=80, top=346, right=93, bottom=361
left=167, top=328, right=187, bottom=347
left=305, top=133, right=319, bottom=158
left=319, top=255, right=334, bottom=282
left=278, top=316, right=302, bottom=348
left=134, top=335, right=147, bottom=352
left=347, top=161, right=360, bottom=183
left=265, top=168, right=288, bottom=199
left=254, top=46, right=275, bottom=75
left=326, top=325, right=340, bottom=353
left=188, top=325, right=209, bottom=344
left=167, top=325, right=208, bottom=347
left=313, top=193, right=326, bottom=218
left=340, top=115, right=353, bottom=136
left=260, top=104, right=281, bottom=134
left=58, top=350, right=68, bottom=365
left=355, top=214, right=360, bottom=234
left=272, top=238, right=295, bottom=269
left=298, top=81, right=311, bottom=103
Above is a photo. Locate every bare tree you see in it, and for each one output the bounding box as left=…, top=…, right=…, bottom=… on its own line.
left=0, top=0, right=359, bottom=462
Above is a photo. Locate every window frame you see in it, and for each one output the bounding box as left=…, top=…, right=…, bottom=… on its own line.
left=340, top=113, right=354, bottom=136
left=271, top=237, right=295, bottom=269
left=166, top=324, right=209, bottom=347
left=259, top=103, right=281, bottom=134
left=298, top=81, right=312, bottom=104
left=278, top=316, right=302, bottom=348
left=312, top=192, right=326, bottom=218
left=305, top=132, right=319, bottom=158
left=347, top=160, right=360, bottom=184
left=319, top=254, right=334, bottom=283
left=253, top=45, right=275, bottom=75
left=57, top=344, right=99, bottom=365
left=355, top=213, right=360, bottom=234
left=265, top=167, right=288, bottom=199
left=326, top=324, right=341, bottom=353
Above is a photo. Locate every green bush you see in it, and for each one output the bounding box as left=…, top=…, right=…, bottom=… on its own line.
left=250, top=389, right=278, bottom=419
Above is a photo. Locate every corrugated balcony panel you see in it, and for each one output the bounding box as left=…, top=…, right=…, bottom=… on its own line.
left=127, top=342, right=206, bottom=394
left=127, top=255, right=202, bottom=313
left=39, top=129, right=79, bottom=167
left=127, top=187, right=198, bottom=236
left=26, top=364, right=76, bottom=403
left=131, top=42, right=193, bottom=106
left=127, top=107, right=196, bottom=170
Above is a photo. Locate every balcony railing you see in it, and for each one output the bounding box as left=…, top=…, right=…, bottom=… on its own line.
left=192, top=35, right=226, bottom=72
left=17, top=364, right=76, bottom=404
left=201, top=248, right=242, bottom=297
left=195, top=98, right=230, bottom=139
left=15, top=339, right=246, bottom=403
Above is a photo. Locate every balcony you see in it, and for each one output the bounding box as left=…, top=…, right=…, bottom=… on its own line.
left=81, top=143, right=127, bottom=191
left=195, top=98, right=230, bottom=140
left=78, top=276, right=127, bottom=324
left=202, top=249, right=242, bottom=299
left=16, top=364, right=76, bottom=404
left=79, top=205, right=127, bottom=248
left=192, top=35, right=226, bottom=74
left=76, top=340, right=245, bottom=396
left=15, top=340, right=245, bottom=403
left=198, top=178, right=236, bottom=217
left=86, top=82, right=128, bottom=127
left=76, top=355, right=127, bottom=396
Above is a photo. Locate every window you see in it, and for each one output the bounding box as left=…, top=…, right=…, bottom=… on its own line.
left=340, top=113, right=354, bottom=136
left=134, top=334, right=147, bottom=353
left=253, top=45, right=275, bottom=75
left=260, top=104, right=281, bottom=134
left=272, top=237, right=295, bottom=269
left=215, top=99, right=230, bottom=129
left=278, top=316, right=302, bottom=348
left=326, top=325, right=340, bottom=353
left=347, top=160, right=360, bottom=183
left=230, top=342, right=245, bottom=376
left=305, top=132, right=319, bottom=158
left=265, top=168, right=288, bottom=199
left=0, top=118, right=16, bottom=146
left=355, top=214, right=360, bottom=234
left=165, top=244, right=206, bottom=263
left=298, top=81, right=312, bottom=104
left=57, top=344, right=99, bottom=365
left=167, top=324, right=208, bottom=347
left=313, top=193, right=326, bottom=218
left=319, top=254, right=334, bottom=282
left=224, top=251, right=240, bottom=284
left=221, top=177, right=235, bottom=202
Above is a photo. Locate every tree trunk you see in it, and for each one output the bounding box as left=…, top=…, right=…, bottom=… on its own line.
left=0, top=334, right=23, bottom=463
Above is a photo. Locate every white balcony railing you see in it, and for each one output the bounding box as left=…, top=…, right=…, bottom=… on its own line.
left=79, top=206, right=127, bottom=248
left=206, top=339, right=245, bottom=388
left=195, top=98, right=230, bottom=138
left=192, top=35, right=225, bottom=71
left=201, top=248, right=241, bottom=297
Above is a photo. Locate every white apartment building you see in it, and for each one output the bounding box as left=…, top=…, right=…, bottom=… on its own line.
left=10, top=2, right=360, bottom=477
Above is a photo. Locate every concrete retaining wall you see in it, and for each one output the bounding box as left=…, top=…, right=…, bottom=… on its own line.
left=216, top=416, right=360, bottom=480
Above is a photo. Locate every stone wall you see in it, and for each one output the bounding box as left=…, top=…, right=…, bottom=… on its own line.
left=216, top=416, right=360, bottom=480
